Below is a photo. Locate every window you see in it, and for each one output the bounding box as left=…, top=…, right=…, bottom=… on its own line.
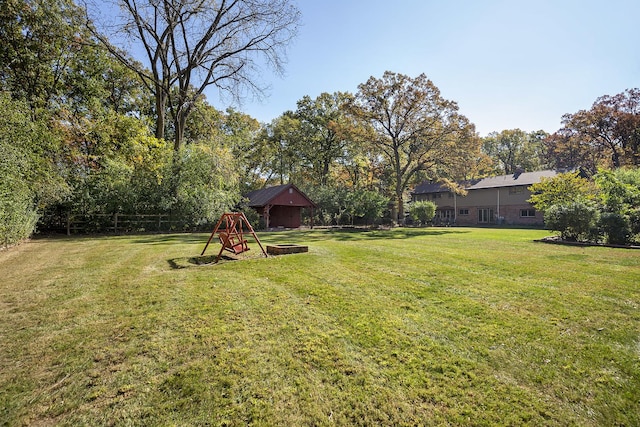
left=459, top=208, right=469, bottom=215
left=509, top=186, right=524, bottom=195
left=520, top=209, right=536, bottom=217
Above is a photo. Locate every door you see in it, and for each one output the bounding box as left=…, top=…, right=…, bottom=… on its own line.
left=478, top=208, right=493, bottom=224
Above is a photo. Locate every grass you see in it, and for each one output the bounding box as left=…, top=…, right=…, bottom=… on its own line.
left=1, top=227, right=639, bottom=426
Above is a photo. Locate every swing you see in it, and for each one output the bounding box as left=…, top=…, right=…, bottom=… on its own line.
left=201, top=212, right=267, bottom=262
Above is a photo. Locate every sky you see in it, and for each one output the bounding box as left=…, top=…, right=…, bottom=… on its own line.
left=209, top=0, right=640, bottom=136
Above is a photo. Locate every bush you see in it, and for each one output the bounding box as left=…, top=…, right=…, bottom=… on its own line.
left=0, top=95, right=64, bottom=245
left=347, top=189, right=389, bottom=226
left=238, top=202, right=261, bottom=230
left=544, top=202, right=599, bottom=241
left=167, top=144, right=239, bottom=228
left=598, top=212, right=631, bottom=245
left=0, top=187, right=39, bottom=247
left=629, top=207, right=640, bottom=240
left=409, top=201, right=437, bottom=226
left=305, top=185, right=346, bottom=226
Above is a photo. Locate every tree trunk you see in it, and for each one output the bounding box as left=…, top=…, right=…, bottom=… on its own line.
left=173, top=104, right=190, bottom=151
left=321, top=158, right=330, bottom=186
left=394, top=149, right=405, bottom=225
left=397, top=191, right=405, bottom=226
left=611, top=147, right=621, bottom=168
left=174, top=114, right=185, bottom=152
left=155, top=86, right=166, bottom=140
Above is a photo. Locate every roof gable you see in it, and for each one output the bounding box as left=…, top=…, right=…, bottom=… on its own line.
left=245, top=184, right=316, bottom=208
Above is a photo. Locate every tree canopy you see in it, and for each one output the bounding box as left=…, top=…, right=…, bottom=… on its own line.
left=88, top=0, right=301, bottom=151
left=348, top=71, right=480, bottom=224
left=547, top=89, right=640, bottom=173
left=482, top=129, right=549, bottom=174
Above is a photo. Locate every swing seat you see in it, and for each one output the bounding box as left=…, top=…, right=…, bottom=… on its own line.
left=218, top=231, right=249, bottom=255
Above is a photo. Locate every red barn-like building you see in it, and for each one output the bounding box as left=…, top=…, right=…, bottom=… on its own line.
left=245, top=184, right=316, bottom=229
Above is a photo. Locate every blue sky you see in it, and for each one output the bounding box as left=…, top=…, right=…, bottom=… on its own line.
left=210, top=0, right=639, bottom=136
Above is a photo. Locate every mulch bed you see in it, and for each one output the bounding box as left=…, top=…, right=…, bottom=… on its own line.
left=534, top=235, right=640, bottom=249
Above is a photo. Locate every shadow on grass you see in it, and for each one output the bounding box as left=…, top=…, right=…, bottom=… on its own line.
left=32, top=232, right=208, bottom=245
left=168, top=254, right=239, bottom=269
left=326, top=227, right=470, bottom=240
left=261, top=227, right=471, bottom=243
left=132, top=233, right=210, bottom=245
left=38, top=227, right=471, bottom=247
left=137, top=227, right=472, bottom=246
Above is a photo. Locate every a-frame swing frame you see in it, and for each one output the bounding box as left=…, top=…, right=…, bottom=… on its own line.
left=201, top=212, right=267, bottom=263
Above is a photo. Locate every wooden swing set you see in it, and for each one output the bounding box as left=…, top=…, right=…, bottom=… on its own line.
left=201, top=212, right=267, bottom=263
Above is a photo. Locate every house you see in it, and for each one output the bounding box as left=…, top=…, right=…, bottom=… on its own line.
left=245, top=184, right=317, bottom=229
left=412, top=169, right=562, bottom=226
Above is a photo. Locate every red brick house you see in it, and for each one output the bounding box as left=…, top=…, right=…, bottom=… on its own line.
left=245, top=184, right=317, bottom=229
left=412, top=170, right=562, bottom=226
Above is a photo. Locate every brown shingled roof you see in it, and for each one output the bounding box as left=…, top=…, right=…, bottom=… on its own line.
left=413, top=170, right=563, bottom=194
left=467, top=170, right=560, bottom=190
left=245, top=184, right=316, bottom=208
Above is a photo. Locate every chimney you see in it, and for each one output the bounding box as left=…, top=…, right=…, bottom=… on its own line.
left=513, top=166, right=524, bottom=179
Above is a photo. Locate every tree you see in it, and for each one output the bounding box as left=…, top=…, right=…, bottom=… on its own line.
left=348, top=71, right=478, bottom=224
left=266, top=112, right=304, bottom=185
left=528, top=171, right=596, bottom=213
left=558, top=89, right=640, bottom=170
left=306, top=185, right=348, bottom=226
left=220, top=108, right=266, bottom=194
left=482, top=129, right=548, bottom=174
left=181, top=101, right=266, bottom=194
left=293, top=92, right=354, bottom=186
left=542, top=128, right=603, bottom=174
left=88, top=0, right=301, bottom=151
left=0, top=0, right=90, bottom=114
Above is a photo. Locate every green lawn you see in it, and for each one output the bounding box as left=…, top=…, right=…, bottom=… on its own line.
left=1, top=228, right=639, bottom=426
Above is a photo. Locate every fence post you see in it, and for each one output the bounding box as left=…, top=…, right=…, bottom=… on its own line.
left=114, top=212, right=118, bottom=234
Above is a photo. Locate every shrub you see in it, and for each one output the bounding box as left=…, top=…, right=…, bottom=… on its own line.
left=239, top=205, right=261, bottom=230
left=544, top=202, right=599, bottom=241
left=409, top=201, right=437, bottom=226
left=347, top=189, right=389, bottom=226
left=306, top=185, right=347, bottom=226
left=0, top=187, right=39, bottom=248
left=628, top=207, right=640, bottom=241
left=598, top=212, right=631, bottom=245
left=0, top=94, right=65, bottom=245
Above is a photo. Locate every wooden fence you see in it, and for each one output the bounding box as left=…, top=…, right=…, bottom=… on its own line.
left=41, top=213, right=213, bottom=235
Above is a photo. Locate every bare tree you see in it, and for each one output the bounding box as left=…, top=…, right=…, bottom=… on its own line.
left=88, top=0, right=300, bottom=150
